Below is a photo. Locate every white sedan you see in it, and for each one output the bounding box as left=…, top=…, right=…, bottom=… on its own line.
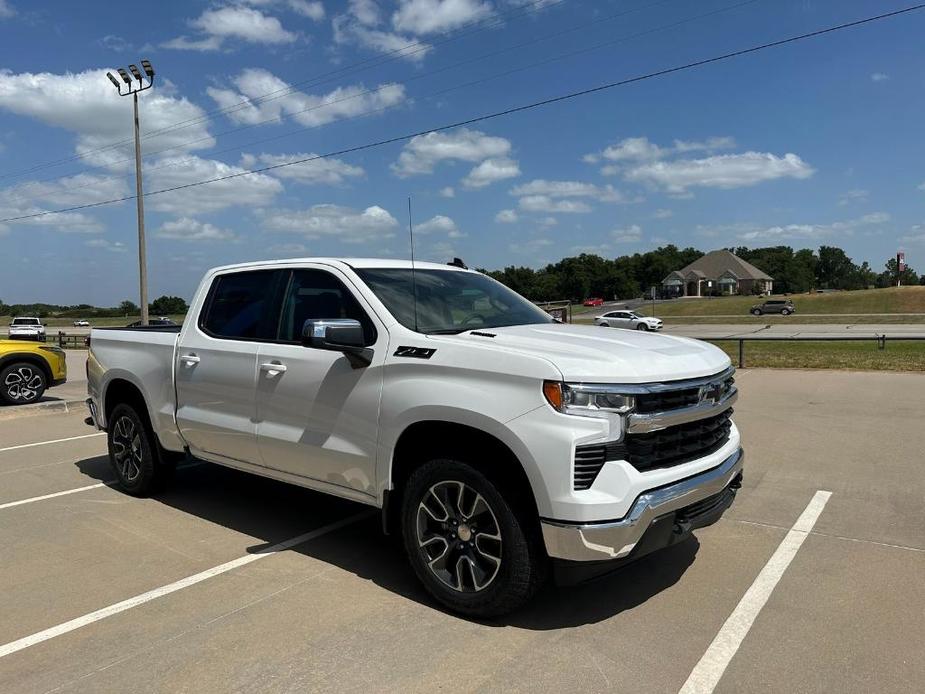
left=73, top=320, right=90, bottom=327
left=594, top=310, right=663, bottom=331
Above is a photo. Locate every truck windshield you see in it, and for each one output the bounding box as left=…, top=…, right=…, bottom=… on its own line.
left=355, top=268, right=555, bottom=334
left=12, top=319, right=39, bottom=325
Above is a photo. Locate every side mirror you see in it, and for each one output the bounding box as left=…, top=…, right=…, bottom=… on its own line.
left=302, top=319, right=372, bottom=367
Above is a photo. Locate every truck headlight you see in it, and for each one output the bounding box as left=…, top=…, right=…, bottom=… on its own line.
left=543, top=381, right=635, bottom=416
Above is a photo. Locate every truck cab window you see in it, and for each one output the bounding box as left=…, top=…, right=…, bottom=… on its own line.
left=277, top=269, right=376, bottom=345
left=200, top=270, right=281, bottom=340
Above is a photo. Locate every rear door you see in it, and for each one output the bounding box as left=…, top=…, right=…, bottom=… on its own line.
left=254, top=265, right=386, bottom=496
left=175, top=269, right=285, bottom=464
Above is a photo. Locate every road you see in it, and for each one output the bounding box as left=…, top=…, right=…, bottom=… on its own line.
left=0, top=370, right=923, bottom=693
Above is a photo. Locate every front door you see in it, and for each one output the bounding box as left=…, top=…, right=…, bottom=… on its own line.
left=175, top=269, right=285, bottom=463
left=255, top=266, right=386, bottom=497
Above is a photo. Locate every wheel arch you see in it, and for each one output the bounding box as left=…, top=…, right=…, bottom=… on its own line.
left=383, top=419, right=542, bottom=537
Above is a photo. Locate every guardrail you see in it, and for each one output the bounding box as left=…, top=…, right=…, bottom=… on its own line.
left=703, top=335, right=925, bottom=368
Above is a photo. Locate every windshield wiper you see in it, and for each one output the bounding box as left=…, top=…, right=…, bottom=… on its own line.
left=424, top=328, right=470, bottom=335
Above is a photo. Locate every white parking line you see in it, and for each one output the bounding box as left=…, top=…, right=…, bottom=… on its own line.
left=0, top=432, right=104, bottom=453
left=0, top=511, right=372, bottom=659
left=0, top=483, right=106, bottom=510
left=679, top=490, right=832, bottom=694
left=0, top=462, right=203, bottom=511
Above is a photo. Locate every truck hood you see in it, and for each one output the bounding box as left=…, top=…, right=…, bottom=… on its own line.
left=435, top=323, right=730, bottom=383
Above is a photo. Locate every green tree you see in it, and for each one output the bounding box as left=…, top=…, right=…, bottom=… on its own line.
left=876, top=257, right=919, bottom=287
left=149, top=296, right=188, bottom=315
left=119, top=300, right=139, bottom=315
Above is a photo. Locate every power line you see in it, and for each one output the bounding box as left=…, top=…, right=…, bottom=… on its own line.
left=0, top=0, right=749, bottom=205
left=0, top=0, right=568, bottom=181
left=2, top=3, right=922, bottom=225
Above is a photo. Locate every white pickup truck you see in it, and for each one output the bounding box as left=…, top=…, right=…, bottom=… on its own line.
left=86, top=258, right=743, bottom=617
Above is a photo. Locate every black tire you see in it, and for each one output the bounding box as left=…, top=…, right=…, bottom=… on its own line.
left=401, top=459, right=546, bottom=618
left=598, top=322, right=609, bottom=328
left=106, top=402, right=174, bottom=496
left=636, top=323, right=648, bottom=331
left=751, top=309, right=762, bottom=316
left=781, top=309, right=791, bottom=316
left=0, top=361, right=47, bottom=405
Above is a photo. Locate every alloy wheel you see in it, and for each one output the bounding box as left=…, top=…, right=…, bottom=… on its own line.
left=112, top=415, right=144, bottom=483
left=4, top=366, right=43, bottom=403
left=416, top=480, right=502, bottom=593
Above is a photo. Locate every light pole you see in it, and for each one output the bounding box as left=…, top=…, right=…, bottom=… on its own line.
left=106, top=59, right=155, bottom=326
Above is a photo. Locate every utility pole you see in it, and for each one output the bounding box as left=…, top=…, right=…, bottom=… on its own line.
left=107, top=60, right=155, bottom=325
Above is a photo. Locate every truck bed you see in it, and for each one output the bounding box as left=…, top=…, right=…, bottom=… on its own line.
left=87, top=327, right=182, bottom=450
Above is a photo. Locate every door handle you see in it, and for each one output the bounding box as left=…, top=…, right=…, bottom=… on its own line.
left=179, top=354, right=200, bottom=364
left=259, top=362, right=287, bottom=376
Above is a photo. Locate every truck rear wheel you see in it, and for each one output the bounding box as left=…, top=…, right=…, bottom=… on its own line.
left=106, top=403, right=174, bottom=496
left=401, top=459, right=545, bottom=618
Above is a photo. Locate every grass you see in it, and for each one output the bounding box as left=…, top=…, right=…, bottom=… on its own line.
left=657, top=314, right=925, bottom=325
left=653, top=286, right=925, bottom=317
left=710, top=339, right=925, bottom=371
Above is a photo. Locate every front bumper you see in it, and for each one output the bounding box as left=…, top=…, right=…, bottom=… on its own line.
left=541, top=447, right=743, bottom=564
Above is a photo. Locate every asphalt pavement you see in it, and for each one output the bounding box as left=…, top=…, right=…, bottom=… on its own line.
left=0, top=370, right=923, bottom=693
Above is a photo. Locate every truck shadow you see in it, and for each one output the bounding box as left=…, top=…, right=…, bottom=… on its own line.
left=74, top=457, right=698, bottom=630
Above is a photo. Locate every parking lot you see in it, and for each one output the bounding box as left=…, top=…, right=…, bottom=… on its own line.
left=1, top=369, right=923, bottom=693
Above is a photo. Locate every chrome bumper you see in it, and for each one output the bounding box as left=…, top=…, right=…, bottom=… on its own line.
left=541, top=448, right=744, bottom=562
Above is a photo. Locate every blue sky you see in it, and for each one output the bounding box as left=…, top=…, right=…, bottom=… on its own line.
left=0, top=0, right=923, bottom=305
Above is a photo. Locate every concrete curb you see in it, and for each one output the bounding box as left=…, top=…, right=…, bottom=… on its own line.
left=0, top=398, right=87, bottom=421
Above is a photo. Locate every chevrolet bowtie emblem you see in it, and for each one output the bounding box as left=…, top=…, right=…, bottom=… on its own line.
left=700, top=381, right=724, bottom=405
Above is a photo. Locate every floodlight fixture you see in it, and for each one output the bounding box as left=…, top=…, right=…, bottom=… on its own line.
left=117, top=68, right=132, bottom=85
left=140, top=59, right=154, bottom=78
left=129, top=64, right=143, bottom=82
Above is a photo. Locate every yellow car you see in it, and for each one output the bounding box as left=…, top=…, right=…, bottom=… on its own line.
left=0, top=340, right=67, bottom=405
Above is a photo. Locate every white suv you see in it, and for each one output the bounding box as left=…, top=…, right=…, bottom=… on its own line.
left=8, top=317, right=46, bottom=341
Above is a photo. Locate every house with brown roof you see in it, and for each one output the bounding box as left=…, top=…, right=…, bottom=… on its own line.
left=662, top=249, right=773, bottom=297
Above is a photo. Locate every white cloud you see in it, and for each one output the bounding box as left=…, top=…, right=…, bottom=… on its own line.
left=737, top=212, right=891, bottom=242
left=653, top=208, right=673, bottom=219
left=262, top=204, right=398, bottom=243
left=333, top=2, right=431, bottom=61
left=0, top=68, right=215, bottom=169
left=147, top=155, right=283, bottom=215
left=538, top=216, right=558, bottom=227
left=392, top=0, right=493, bottom=35
left=439, top=186, right=455, bottom=198
left=85, top=238, right=127, bottom=252
left=510, top=179, right=630, bottom=202
left=269, top=242, right=309, bottom=254
left=417, top=214, right=465, bottom=237
left=156, top=217, right=237, bottom=241
left=0, top=0, right=14, bottom=19
left=624, top=152, right=814, bottom=194
left=164, top=6, right=297, bottom=51
left=287, top=1, right=325, bottom=20
left=240, top=152, right=364, bottom=184
left=589, top=136, right=736, bottom=165
left=462, top=157, right=520, bottom=188
left=393, top=128, right=511, bottom=176
left=518, top=195, right=591, bottom=214
left=495, top=209, right=518, bottom=223
left=871, top=72, right=889, bottom=82
left=207, top=68, right=405, bottom=127
left=612, top=224, right=642, bottom=243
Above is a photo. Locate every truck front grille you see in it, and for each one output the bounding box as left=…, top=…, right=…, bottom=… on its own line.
left=633, top=374, right=734, bottom=414
left=573, top=409, right=733, bottom=489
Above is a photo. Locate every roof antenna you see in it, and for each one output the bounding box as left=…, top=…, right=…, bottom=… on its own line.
left=408, top=196, right=419, bottom=333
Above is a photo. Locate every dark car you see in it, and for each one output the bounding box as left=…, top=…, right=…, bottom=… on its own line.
left=750, top=299, right=794, bottom=316
left=126, top=318, right=178, bottom=327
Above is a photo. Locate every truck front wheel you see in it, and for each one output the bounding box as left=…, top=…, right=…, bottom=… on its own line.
left=106, top=403, right=173, bottom=496
left=401, top=459, right=545, bottom=617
